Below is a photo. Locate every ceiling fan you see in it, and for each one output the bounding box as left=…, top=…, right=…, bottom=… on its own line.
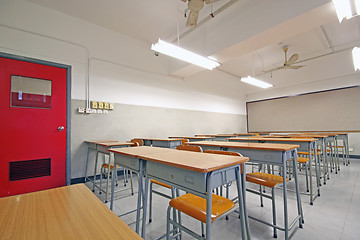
left=181, top=0, right=221, bottom=27
left=265, top=46, right=304, bottom=73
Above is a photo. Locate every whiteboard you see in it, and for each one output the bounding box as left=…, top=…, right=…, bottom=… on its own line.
left=247, top=86, right=360, bottom=132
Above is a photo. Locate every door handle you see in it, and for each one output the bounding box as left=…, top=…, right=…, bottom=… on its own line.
left=58, top=126, right=65, bottom=131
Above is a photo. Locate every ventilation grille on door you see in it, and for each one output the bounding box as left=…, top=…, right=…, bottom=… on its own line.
left=9, top=158, right=51, bottom=181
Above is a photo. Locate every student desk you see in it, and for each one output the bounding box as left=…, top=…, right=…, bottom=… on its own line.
left=84, top=141, right=135, bottom=201
left=186, top=141, right=303, bottom=240
left=195, top=134, right=238, bottom=141
left=0, top=184, right=142, bottom=240
left=334, top=132, right=350, bottom=165
left=109, top=146, right=250, bottom=240
left=169, top=136, right=214, bottom=141
left=227, top=137, right=320, bottom=205
left=233, top=133, right=260, bottom=137
left=277, top=133, right=338, bottom=179
left=316, top=132, right=350, bottom=166
left=134, top=138, right=183, bottom=148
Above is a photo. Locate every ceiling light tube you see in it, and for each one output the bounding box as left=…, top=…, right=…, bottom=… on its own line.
left=151, top=38, right=220, bottom=70
left=241, top=76, right=273, bottom=89
left=332, top=0, right=353, bottom=23
left=355, top=0, right=360, bottom=14
left=352, top=47, right=360, bottom=71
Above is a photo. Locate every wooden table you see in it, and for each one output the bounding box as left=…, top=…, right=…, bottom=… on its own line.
left=0, top=184, right=142, bottom=240
left=109, top=146, right=250, bottom=240
left=186, top=141, right=303, bottom=240
left=227, top=137, right=321, bottom=205
left=84, top=141, right=135, bottom=202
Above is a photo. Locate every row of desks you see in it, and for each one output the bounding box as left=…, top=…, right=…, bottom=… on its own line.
left=108, top=142, right=303, bottom=240
left=83, top=133, right=350, bottom=239
left=109, top=146, right=251, bottom=240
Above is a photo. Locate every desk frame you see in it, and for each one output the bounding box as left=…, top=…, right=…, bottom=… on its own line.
left=187, top=141, right=303, bottom=240
left=110, top=147, right=250, bottom=240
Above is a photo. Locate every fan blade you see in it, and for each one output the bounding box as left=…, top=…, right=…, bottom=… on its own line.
left=287, top=53, right=299, bottom=65
left=282, top=65, right=303, bottom=69
left=187, top=0, right=204, bottom=27
left=186, top=10, right=200, bottom=27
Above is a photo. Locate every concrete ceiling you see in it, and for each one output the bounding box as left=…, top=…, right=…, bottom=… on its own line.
left=25, top=0, right=360, bottom=96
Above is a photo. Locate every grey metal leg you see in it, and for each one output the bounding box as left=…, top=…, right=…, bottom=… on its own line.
left=313, top=142, right=321, bottom=196
left=345, top=136, right=350, bottom=165
left=205, top=189, right=213, bottom=240
left=235, top=166, right=247, bottom=240
left=129, top=171, right=134, bottom=195
left=241, top=163, right=251, bottom=240
left=84, top=147, right=92, bottom=182
left=292, top=150, right=304, bottom=226
left=149, top=181, right=153, bottom=223
left=283, top=159, right=289, bottom=240
left=142, top=173, right=149, bottom=238
left=272, top=188, right=277, bottom=238
left=307, top=142, right=314, bottom=205
left=105, top=153, right=112, bottom=203
left=110, top=164, right=117, bottom=211
left=92, top=151, right=100, bottom=192
left=135, top=161, right=144, bottom=235
left=166, top=206, right=172, bottom=240
left=304, top=163, right=309, bottom=193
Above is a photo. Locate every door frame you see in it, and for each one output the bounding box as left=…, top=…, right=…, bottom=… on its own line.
left=0, top=52, right=72, bottom=185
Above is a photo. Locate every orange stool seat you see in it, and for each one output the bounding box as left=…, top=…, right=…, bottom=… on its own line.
left=151, top=179, right=171, bottom=189
left=297, top=151, right=321, bottom=156
left=246, top=172, right=288, bottom=188
left=297, top=157, right=309, bottom=163
left=102, top=163, right=116, bottom=170
left=169, top=193, right=235, bottom=223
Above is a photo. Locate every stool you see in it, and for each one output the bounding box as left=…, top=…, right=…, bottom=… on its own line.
left=246, top=172, right=289, bottom=238
left=148, top=144, right=202, bottom=223
left=167, top=193, right=236, bottom=239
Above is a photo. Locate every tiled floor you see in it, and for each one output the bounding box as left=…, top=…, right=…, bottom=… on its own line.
left=86, top=159, right=360, bottom=240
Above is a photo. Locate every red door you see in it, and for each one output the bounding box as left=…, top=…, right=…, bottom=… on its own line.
left=0, top=57, right=67, bottom=197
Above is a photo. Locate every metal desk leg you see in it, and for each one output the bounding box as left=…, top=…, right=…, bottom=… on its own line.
left=345, top=136, right=350, bottom=165
left=292, top=150, right=304, bottom=226
left=206, top=187, right=213, bottom=240
left=241, top=163, right=251, bottom=240
left=308, top=142, right=314, bottom=205
left=313, top=143, right=321, bottom=196
left=104, top=152, right=113, bottom=203
left=283, top=158, right=289, bottom=240
left=110, top=164, right=117, bottom=211
left=142, top=173, right=149, bottom=238
left=136, top=161, right=144, bottom=235
left=84, top=147, right=92, bottom=182
left=335, top=137, right=340, bottom=172
left=92, top=151, right=100, bottom=192
left=236, top=165, right=248, bottom=240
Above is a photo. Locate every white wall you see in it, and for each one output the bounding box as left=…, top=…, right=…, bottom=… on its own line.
left=0, top=0, right=246, bottom=115
left=0, top=0, right=247, bottom=179
left=245, top=73, right=360, bottom=155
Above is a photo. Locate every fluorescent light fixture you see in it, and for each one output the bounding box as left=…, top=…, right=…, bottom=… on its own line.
left=241, top=76, right=273, bottom=89
left=332, top=0, right=352, bottom=22
left=352, top=47, right=360, bottom=71
left=355, top=0, right=360, bottom=14
left=151, top=38, right=220, bottom=70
